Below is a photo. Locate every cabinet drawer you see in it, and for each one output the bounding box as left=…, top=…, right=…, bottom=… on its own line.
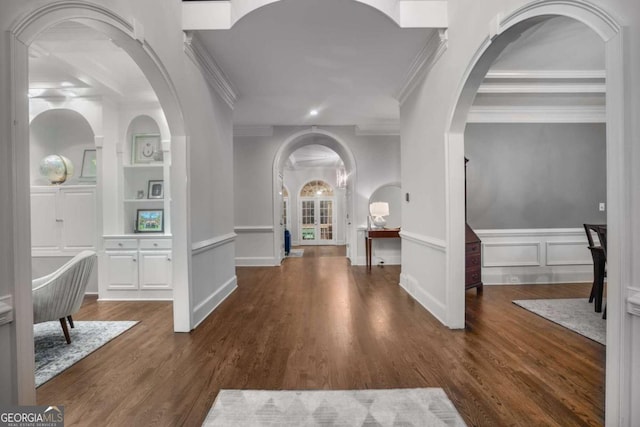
left=465, top=269, right=482, bottom=285
left=104, top=239, right=137, bottom=250
left=465, top=254, right=481, bottom=269
left=139, top=239, right=171, bottom=250
left=465, top=242, right=480, bottom=254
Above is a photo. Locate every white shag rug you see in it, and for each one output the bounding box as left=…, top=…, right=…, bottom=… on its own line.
left=513, top=298, right=605, bottom=345
left=34, top=320, right=138, bottom=387
left=203, top=388, right=467, bottom=426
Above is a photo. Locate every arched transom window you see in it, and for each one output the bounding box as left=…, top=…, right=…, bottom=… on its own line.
left=300, top=180, right=334, bottom=197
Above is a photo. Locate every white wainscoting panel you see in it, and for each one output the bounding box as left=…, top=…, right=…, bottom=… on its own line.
left=482, top=242, right=541, bottom=267
left=476, top=228, right=593, bottom=285
left=234, top=225, right=278, bottom=266
left=546, top=241, right=594, bottom=266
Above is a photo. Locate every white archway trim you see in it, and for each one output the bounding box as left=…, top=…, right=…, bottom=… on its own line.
left=10, top=0, right=191, bottom=403
left=444, top=1, right=627, bottom=425
left=182, top=0, right=448, bottom=30
left=272, top=128, right=358, bottom=264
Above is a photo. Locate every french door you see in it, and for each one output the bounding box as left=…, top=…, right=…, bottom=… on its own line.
left=300, top=198, right=335, bottom=244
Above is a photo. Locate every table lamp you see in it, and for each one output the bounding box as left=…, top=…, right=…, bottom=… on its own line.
left=369, top=202, right=390, bottom=228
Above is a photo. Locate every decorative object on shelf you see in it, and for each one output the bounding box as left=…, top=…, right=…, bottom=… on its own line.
left=39, top=154, right=74, bottom=184
left=132, top=134, right=163, bottom=164
left=136, top=190, right=145, bottom=199
left=135, top=209, right=164, bottom=233
left=79, top=149, right=97, bottom=180
left=147, top=180, right=164, bottom=199
left=369, top=202, right=389, bottom=228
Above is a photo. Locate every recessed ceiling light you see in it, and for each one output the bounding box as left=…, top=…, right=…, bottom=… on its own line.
left=61, top=81, right=74, bottom=87
left=310, top=109, right=318, bottom=116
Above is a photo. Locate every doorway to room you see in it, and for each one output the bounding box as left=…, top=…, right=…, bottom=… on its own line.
left=273, top=130, right=356, bottom=263
left=11, top=2, right=190, bottom=403
left=445, top=3, right=624, bottom=424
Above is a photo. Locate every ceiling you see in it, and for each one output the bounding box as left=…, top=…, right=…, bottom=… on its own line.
left=29, top=21, right=156, bottom=105
left=27, top=10, right=605, bottom=148
left=195, top=0, right=433, bottom=126
left=286, top=144, right=344, bottom=170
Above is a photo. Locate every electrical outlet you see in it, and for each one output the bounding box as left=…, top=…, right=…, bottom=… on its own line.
left=599, top=202, right=605, bottom=212
left=510, top=276, right=520, bottom=284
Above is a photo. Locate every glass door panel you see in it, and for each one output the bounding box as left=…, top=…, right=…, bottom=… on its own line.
left=319, top=200, right=333, bottom=241
left=301, top=200, right=316, bottom=241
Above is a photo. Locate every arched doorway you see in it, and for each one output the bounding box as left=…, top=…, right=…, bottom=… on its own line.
left=445, top=2, right=625, bottom=423
left=10, top=2, right=189, bottom=404
left=273, top=129, right=357, bottom=264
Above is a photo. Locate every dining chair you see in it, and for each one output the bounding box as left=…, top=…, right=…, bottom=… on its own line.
left=583, top=224, right=607, bottom=313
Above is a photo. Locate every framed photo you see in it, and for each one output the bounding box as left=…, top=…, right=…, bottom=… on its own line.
left=132, top=134, right=163, bottom=164
left=147, top=180, right=164, bottom=199
left=135, top=209, right=164, bottom=233
left=80, top=149, right=97, bottom=180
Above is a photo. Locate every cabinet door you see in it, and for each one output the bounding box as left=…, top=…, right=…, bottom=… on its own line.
left=31, top=190, right=61, bottom=252
left=60, top=188, right=96, bottom=250
left=139, top=251, right=172, bottom=289
left=106, top=251, right=138, bottom=290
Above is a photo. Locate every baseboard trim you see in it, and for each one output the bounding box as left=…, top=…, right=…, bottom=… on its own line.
left=235, top=257, right=279, bottom=267
left=399, top=273, right=446, bottom=325
left=192, top=275, right=237, bottom=328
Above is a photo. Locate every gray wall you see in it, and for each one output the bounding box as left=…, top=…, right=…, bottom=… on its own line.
left=464, top=123, right=606, bottom=229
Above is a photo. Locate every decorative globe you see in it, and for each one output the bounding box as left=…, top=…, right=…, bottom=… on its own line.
left=39, top=155, right=74, bottom=184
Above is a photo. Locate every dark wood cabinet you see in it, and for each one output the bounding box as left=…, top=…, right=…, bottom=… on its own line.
left=465, top=158, right=483, bottom=293
left=465, top=224, right=483, bottom=292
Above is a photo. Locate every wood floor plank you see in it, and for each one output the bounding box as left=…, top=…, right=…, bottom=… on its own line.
left=36, top=247, right=604, bottom=426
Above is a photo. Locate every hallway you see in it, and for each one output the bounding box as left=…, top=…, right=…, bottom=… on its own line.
left=37, top=257, right=604, bottom=426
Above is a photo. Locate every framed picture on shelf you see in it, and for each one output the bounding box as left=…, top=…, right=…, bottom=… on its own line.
left=147, top=180, right=164, bottom=199
left=132, top=134, right=163, bottom=164
left=135, top=209, right=164, bottom=233
left=79, top=149, right=97, bottom=180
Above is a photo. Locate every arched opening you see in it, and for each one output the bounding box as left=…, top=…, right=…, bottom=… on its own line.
left=29, top=108, right=100, bottom=304
left=10, top=3, right=189, bottom=404
left=273, top=129, right=357, bottom=264
left=445, top=2, right=625, bottom=423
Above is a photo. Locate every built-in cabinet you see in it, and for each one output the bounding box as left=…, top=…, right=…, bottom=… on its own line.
left=31, top=185, right=96, bottom=256
left=30, top=106, right=173, bottom=301
left=101, top=236, right=172, bottom=300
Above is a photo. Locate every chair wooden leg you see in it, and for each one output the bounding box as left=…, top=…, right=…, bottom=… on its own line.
left=59, top=318, right=71, bottom=344
left=67, top=315, right=74, bottom=328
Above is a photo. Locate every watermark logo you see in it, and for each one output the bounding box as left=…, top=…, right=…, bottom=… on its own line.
left=0, top=406, right=64, bottom=427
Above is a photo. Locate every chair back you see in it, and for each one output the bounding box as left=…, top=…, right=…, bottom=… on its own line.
left=32, top=250, right=97, bottom=324
left=583, top=224, right=606, bottom=248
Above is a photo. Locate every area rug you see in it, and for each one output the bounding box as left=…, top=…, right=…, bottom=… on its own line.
left=287, top=248, right=304, bottom=257
left=513, top=298, right=605, bottom=345
left=203, top=388, right=467, bottom=426
left=34, top=320, right=138, bottom=387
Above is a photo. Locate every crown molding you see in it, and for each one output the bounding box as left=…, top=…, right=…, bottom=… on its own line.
left=467, top=105, right=606, bottom=123
left=183, top=31, right=237, bottom=109
left=355, top=123, right=400, bottom=136
left=233, top=125, right=274, bottom=137
left=396, top=28, right=448, bottom=105
left=485, top=69, right=606, bottom=79
left=480, top=69, right=606, bottom=94
left=478, top=82, right=606, bottom=94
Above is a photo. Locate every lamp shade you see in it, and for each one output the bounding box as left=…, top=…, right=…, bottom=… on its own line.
left=369, top=202, right=390, bottom=217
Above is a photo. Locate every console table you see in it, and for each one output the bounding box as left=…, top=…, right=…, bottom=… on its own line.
left=365, top=228, right=401, bottom=270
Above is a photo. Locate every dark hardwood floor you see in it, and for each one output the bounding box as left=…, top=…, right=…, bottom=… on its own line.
left=36, top=253, right=604, bottom=426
